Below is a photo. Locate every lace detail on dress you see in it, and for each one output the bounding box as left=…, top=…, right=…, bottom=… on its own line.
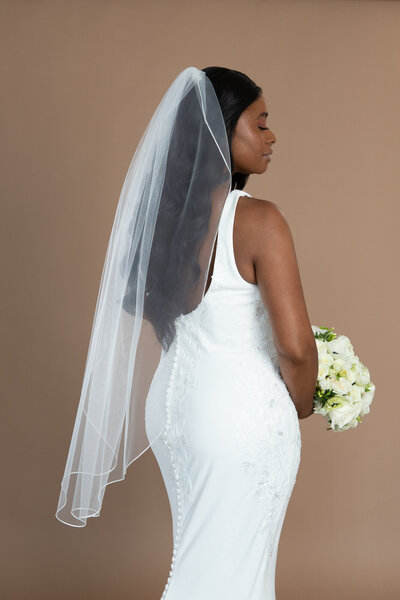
left=228, top=353, right=301, bottom=563
left=175, top=301, right=210, bottom=352
left=236, top=295, right=279, bottom=364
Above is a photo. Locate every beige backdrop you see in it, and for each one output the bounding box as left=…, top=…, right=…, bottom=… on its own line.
left=1, top=0, right=399, bottom=598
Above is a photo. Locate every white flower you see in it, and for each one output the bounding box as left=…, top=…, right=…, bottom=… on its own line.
left=331, top=357, right=345, bottom=372
left=343, top=367, right=357, bottom=385
left=317, top=345, right=334, bottom=379
left=355, top=363, right=370, bottom=387
left=315, top=339, right=326, bottom=351
left=330, top=356, right=354, bottom=380
left=333, top=415, right=359, bottom=431
left=330, top=401, right=360, bottom=429
left=328, top=335, right=354, bottom=357
left=313, top=397, right=331, bottom=416
left=360, top=382, right=375, bottom=415
left=312, top=325, right=327, bottom=336
left=328, top=376, right=353, bottom=396
left=319, top=376, right=333, bottom=391
left=312, top=325, right=375, bottom=431
left=348, top=385, right=363, bottom=404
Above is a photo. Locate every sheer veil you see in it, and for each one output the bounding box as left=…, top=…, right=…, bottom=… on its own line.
left=56, top=66, right=232, bottom=526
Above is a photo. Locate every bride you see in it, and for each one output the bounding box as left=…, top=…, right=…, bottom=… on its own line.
left=56, top=65, right=318, bottom=599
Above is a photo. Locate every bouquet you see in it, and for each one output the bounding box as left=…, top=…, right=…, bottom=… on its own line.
left=312, top=326, right=375, bottom=431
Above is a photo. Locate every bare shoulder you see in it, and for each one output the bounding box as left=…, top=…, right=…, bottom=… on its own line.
left=252, top=195, right=287, bottom=218
left=237, top=195, right=292, bottom=254
left=238, top=194, right=288, bottom=223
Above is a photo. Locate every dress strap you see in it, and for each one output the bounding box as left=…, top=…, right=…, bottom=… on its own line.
left=211, top=189, right=255, bottom=289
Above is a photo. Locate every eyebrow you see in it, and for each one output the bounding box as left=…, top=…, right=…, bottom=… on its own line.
left=257, top=112, right=269, bottom=118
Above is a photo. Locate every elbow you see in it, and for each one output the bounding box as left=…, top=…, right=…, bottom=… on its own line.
left=298, top=407, right=314, bottom=419
left=285, top=341, right=318, bottom=365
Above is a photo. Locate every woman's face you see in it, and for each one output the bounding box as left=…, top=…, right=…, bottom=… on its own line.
left=231, top=94, right=276, bottom=175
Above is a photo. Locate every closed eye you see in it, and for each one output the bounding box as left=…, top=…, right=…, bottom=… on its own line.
left=258, top=127, right=269, bottom=130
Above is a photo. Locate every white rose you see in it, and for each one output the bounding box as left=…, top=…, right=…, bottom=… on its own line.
left=334, top=415, right=359, bottom=431
left=329, top=376, right=353, bottom=396
left=344, top=367, right=357, bottom=385
left=329, top=335, right=354, bottom=357
left=331, top=357, right=347, bottom=373
left=350, top=359, right=362, bottom=381
left=360, top=382, right=375, bottom=415
left=330, top=401, right=360, bottom=429
left=318, top=346, right=334, bottom=379
left=348, top=385, right=362, bottom=404
left=355, top=363, right=370, bottom=387
left=319, top=376, right=334, bottom=391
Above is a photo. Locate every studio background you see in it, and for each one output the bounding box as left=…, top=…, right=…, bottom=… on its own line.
left=1, top=1, right=398, bottom=598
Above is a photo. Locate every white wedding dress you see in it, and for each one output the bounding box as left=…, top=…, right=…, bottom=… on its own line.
left=145, top=188, right=302, bottom=599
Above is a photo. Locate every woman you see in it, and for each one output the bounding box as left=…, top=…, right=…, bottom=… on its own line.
left=144, top=67, right=318, bottom=599
left=56, top=66, right=318, bottom=599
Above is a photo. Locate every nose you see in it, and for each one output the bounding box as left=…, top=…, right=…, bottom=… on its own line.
left=265, top=129, right=276, bottom=152
left=268, top=129, right=277, bottom=144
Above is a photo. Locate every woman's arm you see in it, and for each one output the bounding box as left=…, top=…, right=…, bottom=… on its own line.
left=250, top=199, right=318, bottom=419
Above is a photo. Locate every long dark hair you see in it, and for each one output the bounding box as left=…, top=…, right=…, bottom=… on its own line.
left=202, top=66, right=262, bottom=191
left=122, top=67, right=262, bottom=350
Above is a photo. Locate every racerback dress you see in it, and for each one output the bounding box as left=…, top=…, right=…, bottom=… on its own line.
left=145, top=188, right=302, bottom=600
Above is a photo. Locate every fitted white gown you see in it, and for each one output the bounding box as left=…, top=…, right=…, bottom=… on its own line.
left=145, top=188, right=302, bottom=599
